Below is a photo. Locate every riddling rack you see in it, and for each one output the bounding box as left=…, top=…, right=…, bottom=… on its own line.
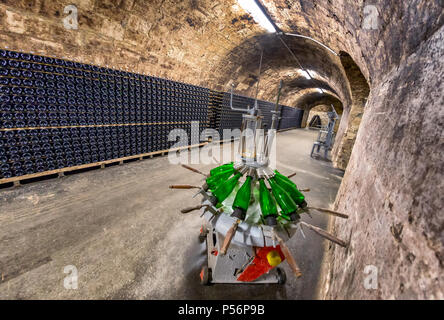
left=278, top=106, right=304, bottom=131
left=217, top=91, right=300, bottom=137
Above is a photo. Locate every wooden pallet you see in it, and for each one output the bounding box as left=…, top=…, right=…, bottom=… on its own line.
left=0, top=121, right=210, bottom=132
left=204, top=137, right=241, bottom=146
left=0, top=142, right=208, bottom=186
left=277, top=126, right=300, bottom=132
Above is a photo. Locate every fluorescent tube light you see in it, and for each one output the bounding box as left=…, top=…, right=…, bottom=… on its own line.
left=237, top=0, right=276, bottom=33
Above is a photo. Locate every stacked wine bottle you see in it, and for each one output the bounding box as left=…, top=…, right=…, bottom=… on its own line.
left=256, top=99, right=281, bottom=132
left=218, top=93, right=245, bottom=139
left=0, top=49, right=209, bottom=179
left=278, top=106, right=304, bottom=130
left=0, top=48, right=300, bottom=181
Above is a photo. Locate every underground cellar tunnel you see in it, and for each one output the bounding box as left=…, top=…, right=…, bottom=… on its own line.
left=0, top=0, right=442, bottom=302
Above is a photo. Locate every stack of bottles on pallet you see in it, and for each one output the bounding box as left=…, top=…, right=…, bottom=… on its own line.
left=278, top=106, right=304, bottom=130
left=0, top=49, right=300, bottom=181
left=256, top=100, right=281, bottom=131
left=219, top=92, right=287, bottom=137
left=218, top=92, right=245, bottom=139
left=0, top=49, right=209, bottom=179
left=206, top=91, right=223, bottom=141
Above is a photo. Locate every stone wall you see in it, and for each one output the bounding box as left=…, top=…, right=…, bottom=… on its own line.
left=0, top=0, right=264, bottom=89
left=0, top=0, right=357, bottom=171
left=324, top=25, right=444, bottom=299
left=331, top=53, right=369, bottom=170
left=306, top=104, right=341, bottom=133
left=261, top=0, right=444, bottom=299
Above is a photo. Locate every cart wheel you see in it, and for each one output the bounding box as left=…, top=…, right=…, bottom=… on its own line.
left=198, top=226, right=208, bottom=243
left=276, top=267, right=286, bottom=285
left=200, top=266, right=212, bottom=285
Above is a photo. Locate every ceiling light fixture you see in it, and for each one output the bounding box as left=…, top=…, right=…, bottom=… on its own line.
left=302, top=70, right=312, bottom=80
left=237, top=0, right=276, bottom=33
left=282, top=32, right=338, bottom=56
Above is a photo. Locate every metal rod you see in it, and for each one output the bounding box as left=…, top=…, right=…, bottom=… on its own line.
left=229, top=84, right=251, bottom=112
left=330, top=104, right=339, bottom=119
left=181, top=164, right=208, bottom=177
left=235, top=254, right=255, bottom=276
left=300, top=221, right=347, bottom=247
left=281, top=32, right=338, bottom=56
left=274, top=232, right=302, bottom=277
left=180, top=204, right=208, bottom=214
left=220, top=220, right=240, bottom=255
left=274, top=80, right=283, bottom=113
left=169, top=185, right=201, bottom=190
left=306, top=207, right=348, bottom=219
left=263, top=80, right=283, bottom=161
left=287, top=172, right=297, bottom=178
left=254, top=49, right=264, bottom=109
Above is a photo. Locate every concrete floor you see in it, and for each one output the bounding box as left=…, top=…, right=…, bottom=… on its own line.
left=0, top=129, right=343, bottom=299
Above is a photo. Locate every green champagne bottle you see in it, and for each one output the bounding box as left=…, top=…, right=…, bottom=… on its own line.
left=274, top=170, right=293, bottom=183
left=203, top=168, right=235, bottom=191
left=209, top=162, right=234, bottom=176
left=274, top=170, right=307, bottom=208
left=267, top=177, right=299, bottom=221
left=209, top=172, right=243, bottom=206
left=231, top=176, right=252, bottom=220
left=258, top=179, right=278, bottom=226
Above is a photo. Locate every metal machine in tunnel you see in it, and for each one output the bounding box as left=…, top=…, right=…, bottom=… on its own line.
left=170, top=78, right=349, bottom=285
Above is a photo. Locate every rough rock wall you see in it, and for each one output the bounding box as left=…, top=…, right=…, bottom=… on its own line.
left=259, top=0, right=444, bottom=299
left=262, top=0, right=444, bottom=174
left=0, top=0, right=264, bottom=88
left=209, top=34, right=351, bottom=108
left=324, top=25, right=444, bottom=300
left=331, top=53, right=370, bottom=170
left=262, top=0, right=444, bottom=85
left=297, top=93, right=342, bottom=128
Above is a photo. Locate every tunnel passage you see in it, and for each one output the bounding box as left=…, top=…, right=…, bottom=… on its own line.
left=294, top=90, right=343, bottom=129
left=210, top=33, right=351, bottom=109
left=211, top=32, right=350, bottom=164
left=307, top=104, right=343, bottom=131
left=0, top=0, right=441, bottom=300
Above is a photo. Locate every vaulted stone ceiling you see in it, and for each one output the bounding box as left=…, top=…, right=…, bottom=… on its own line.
left=0, top=0, right=353, bottom=109
left=262, top=0, right=444, bottom=84
left=210, top=33, right=349, bottom=108
left=1, top=0, right=442, bottom=110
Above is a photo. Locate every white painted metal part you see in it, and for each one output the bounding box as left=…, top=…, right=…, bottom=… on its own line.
left=202, top=207, right=298, bottom=248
